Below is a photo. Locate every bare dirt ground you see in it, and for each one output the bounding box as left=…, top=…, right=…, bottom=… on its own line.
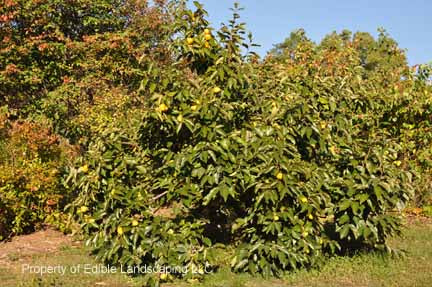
left=0, top=228, right=74, bottom=270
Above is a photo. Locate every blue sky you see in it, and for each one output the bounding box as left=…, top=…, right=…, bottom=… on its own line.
left=194, top=0, right=431, bottom=65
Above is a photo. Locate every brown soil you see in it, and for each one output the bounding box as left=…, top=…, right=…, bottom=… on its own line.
left=0, top=228, right=75, bottom=269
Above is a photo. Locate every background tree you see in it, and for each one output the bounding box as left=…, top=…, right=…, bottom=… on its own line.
left=268, top=28, right=312, bottom=60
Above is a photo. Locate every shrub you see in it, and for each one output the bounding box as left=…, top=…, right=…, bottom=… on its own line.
left=0, top=108, right=75, bottom=240
left=66, top=2, right=417, bottom=285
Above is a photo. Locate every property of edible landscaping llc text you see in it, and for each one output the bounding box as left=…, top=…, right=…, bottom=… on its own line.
left=21, top=263, right=210, bottom=276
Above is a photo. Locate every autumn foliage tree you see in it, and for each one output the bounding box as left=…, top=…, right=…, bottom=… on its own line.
left=0, top=0, right=173, bottom=240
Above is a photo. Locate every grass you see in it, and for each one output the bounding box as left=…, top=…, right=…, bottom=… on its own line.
left=1, top=218, right=431, bottom=287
